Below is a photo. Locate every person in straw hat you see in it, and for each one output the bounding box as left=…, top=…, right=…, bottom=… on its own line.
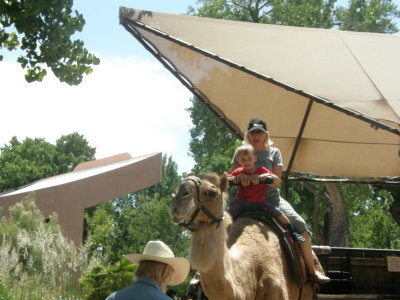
left=106, top=240, right=190, bottom=300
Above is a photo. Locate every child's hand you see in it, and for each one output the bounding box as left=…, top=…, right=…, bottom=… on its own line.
left=259, top=173, right=275, bottom=184
left=233, top=176, right=240, bottom=184
left=239, top=173, right=250, bottom=186
left=259, top=174, right=268, bottom=181
left=250, top=175, right=259, bottom=184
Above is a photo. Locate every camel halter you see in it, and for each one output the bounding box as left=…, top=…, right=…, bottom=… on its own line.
left=178, top=176, right=224, bottom=232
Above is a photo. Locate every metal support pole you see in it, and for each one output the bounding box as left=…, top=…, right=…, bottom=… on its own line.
left=284, top=99, right=314, bottom=198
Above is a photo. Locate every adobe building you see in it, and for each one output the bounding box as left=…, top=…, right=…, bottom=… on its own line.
left=0, top=152, right=162, bottom=245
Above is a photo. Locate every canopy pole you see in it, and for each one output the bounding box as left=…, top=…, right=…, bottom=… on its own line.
left=284, top=99, right=314, bottom=198
left=287, top=176, right=400, bottom=185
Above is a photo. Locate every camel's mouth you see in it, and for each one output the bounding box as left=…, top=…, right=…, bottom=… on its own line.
left=171, top=193, right=197, bottom=224
left=171, top=201, right=196, bottom=223
left=171, top=212, right=193, bottom=224
left=170, top=179, right=198, bottom=224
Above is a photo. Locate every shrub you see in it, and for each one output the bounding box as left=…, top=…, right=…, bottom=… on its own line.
left=0, top=194, right=102, bottom=299
left=80, top=258, right=136, bottom=300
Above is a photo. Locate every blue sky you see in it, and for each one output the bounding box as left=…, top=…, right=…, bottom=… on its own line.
left=74, top=1, right=197, bottom=58
left=1, top=1, right=198, bottom=174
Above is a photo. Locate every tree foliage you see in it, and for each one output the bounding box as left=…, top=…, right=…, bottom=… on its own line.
left=0, top=133, right=96, bottom=192
left=135, top=155, right=183, bottom=200
left=0, top=137, right=57, bottom=192
left=270, top=0, right=337, bottom=27
left=85, top=193, right=192, bottom=297
left=336, top=0, right=400, bottom=33
left=188, top=0, right=264, bottom=22
left=188, top=0, right=400, bottom=32
left=187, top=97, right=240, bottom=174
left=80, top=258, right=136, bottom=300
left=347, top=186, right=400, bottom=248
left=0, top=0, right=100, bottom=85
left=55, top=132, right=97, bottom=173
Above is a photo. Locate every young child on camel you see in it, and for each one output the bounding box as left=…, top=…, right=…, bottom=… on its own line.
left=228, top=144, right=305, bottom=244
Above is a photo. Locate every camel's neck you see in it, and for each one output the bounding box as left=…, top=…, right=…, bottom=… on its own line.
left=190, top=212, right=237, bottom=298
left=191, top=224, right=228, bottom=268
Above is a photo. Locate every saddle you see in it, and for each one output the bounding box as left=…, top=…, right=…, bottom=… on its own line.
left=235, top=205, right=308, bottom=286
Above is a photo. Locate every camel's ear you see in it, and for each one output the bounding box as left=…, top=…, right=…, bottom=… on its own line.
left=220, top=172, right=229, bottom=191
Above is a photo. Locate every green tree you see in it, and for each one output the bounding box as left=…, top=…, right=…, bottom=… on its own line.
left=386, top=186, right=400, bottom=226
left=336, top=0, right=400, bottom=33
left=0, top=0, right=100, bottom=85
left=55, top=132, right=96, bottom=173
left=80, top=259, right=136, bottom=300
left=0, top=137, right=57, bottom=191
left=348, top=187, right=400, bottom=248
left=0, top=133, right=96, bottom=192
left=135, top=155, right=182, bottom=199
left=189, top=0, right=337, bottom=26
left=270, top=0, right=336, bottom=27
left=187, top=97, right=240, bottom=174
left=188, top=0, right=265, bottom=22
left=188, top=0, right=400, bottom=31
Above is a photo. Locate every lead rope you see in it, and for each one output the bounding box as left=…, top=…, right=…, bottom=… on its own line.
left=297, top=286, right=303, bottom=300
left=172, top=227, right=182, bottom=252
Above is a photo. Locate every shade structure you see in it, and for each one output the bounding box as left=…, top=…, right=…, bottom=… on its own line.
left=0, top=152, right=162, bottom=244
left=119, top=8, right=400, bottom=180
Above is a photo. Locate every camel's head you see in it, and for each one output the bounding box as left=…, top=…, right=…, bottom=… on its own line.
left=170, top=172, right=229, bottom=228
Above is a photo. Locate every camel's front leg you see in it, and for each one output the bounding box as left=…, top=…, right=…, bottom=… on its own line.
left=260, top=277, right=289, bottom=300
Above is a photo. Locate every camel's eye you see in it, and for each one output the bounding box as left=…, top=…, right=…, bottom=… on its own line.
left=205, top=189, right=217, bottom=198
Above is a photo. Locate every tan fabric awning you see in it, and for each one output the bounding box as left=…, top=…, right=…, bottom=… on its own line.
left=0, top=152, right=162, bottom=244
left=120, top=8, right=400, bottom=178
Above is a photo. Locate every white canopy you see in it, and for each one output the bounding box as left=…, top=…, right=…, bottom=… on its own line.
left=120, top=8, right=400, bottom=179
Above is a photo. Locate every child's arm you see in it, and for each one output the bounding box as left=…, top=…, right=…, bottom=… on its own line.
left=238, top=173, right=251, bottom=186
left=250, top=175, right=260, bottom=185
left=228, top=169, right=244, bottom=186
left=259, top=172, right=281, bottom=188
left=228, top=175, right=241, bottom=185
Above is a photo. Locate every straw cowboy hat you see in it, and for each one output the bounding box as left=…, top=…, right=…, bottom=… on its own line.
left=124, top=240, right=190, bottom=286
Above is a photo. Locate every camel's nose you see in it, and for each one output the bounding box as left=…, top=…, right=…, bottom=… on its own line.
left=174, top=183, right=193, bottom=199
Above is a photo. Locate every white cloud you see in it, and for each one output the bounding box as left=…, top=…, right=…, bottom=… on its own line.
left=0, top=57, right=195, bottom=173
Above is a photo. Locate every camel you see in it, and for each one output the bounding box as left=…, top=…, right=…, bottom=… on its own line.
left=170, top=172, right=314, bottom=300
